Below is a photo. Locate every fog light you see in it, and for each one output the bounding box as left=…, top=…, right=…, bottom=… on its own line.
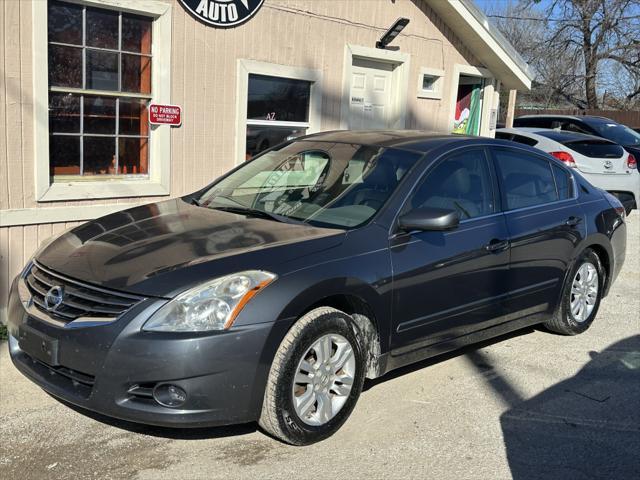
left=153, top=384, right=187, bottom=408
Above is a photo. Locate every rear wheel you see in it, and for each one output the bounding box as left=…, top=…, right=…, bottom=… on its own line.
left=259, top=307, right=365, bottom=445
left=544, top=248, right=604, bottom=335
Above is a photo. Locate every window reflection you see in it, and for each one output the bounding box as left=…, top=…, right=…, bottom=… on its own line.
left=246, top=126, right=306, bottom=160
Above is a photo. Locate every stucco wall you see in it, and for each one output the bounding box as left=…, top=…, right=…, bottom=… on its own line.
left=0, top=0, right=485, bottom=318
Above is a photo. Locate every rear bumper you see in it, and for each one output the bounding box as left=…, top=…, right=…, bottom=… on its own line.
left=6, top=276, right=284, bottom=428
left=580, top=171, right=639, bottom=208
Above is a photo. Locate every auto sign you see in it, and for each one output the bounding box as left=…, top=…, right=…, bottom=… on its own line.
left=179, top=0, right=265, bottom=28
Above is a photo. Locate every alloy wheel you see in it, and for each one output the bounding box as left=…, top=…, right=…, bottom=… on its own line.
left=292, top=333, right=356, bottom=426
left=570, top=262, right=599, bottom=323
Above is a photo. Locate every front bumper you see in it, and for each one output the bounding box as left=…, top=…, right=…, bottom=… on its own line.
left=6, top=276, right=283, bottom=428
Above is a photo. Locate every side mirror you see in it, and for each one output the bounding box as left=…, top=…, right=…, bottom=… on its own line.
left=398, top=207, right=460, bottom=232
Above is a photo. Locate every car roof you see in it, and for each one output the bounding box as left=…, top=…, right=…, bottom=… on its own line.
left=499, top=127, right=611, bottom=144
left=515, top=114, right=616, bottom=124
left=296, top=130, right=500, bottom=153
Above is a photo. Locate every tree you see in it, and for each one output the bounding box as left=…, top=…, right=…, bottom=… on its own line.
left=488, top=0, right=640, bottom=109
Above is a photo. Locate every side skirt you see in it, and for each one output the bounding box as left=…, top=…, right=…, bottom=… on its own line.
left=378, top=313, right=547, bottom=377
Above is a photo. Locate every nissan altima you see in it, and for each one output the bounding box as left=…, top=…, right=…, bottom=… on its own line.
left=5, top=131, right=627, bottom=445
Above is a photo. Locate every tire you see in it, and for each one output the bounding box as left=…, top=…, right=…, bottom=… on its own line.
left=258, top=307, right=366, bottom=445
left=544, top=248, right=604, bottom=335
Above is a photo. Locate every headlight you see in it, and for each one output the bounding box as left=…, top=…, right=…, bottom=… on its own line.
left=142, top=271, right=276, bottom=332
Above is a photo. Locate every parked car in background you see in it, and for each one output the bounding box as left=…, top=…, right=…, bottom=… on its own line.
left=6, top=131, right=627, bottom=445
left=497, top=128, right=639, bottom=214
left=513, top=115, right=640, bottom=162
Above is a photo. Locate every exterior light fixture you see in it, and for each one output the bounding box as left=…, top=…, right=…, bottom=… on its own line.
left=376, top=17, right=410, bottom=49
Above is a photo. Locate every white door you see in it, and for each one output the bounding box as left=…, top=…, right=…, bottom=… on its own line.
left=349, top=58, right=394, bottom=130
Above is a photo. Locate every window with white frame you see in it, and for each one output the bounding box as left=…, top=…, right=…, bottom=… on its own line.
left=48, top=1, right=152, bottom=178
left=245, top=75, right=312, bottom=160
left=34, top=0, right=172, bottom=201
left=417, top=67, right=444, bottom=100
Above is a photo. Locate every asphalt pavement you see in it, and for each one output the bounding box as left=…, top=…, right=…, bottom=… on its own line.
left=1, top=212, right=638, bottom=480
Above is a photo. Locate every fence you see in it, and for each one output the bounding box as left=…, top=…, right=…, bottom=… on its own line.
left=514, top=109, right=640, bottom=128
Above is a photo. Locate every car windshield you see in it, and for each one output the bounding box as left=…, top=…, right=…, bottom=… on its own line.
left=197, top=141, right=421, bottom=229
left=589, top=121, right=640, bottom=146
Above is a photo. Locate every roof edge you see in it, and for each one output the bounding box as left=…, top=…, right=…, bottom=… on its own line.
left=429, top=0, right=534, bottom=91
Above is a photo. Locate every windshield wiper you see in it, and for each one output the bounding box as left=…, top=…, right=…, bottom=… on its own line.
left=210, top=205, right=292, bottom=223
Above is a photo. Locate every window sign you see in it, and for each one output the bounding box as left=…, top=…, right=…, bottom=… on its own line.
left=179, top=0, right=265, bottom=28
left=245, top=75, right=312, bottom=160
left=247, top=75, right=311, bottom=123
left=48, top=1, right=152, bottom=178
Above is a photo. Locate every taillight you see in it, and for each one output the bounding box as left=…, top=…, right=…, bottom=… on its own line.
left=550, top=151, right=576, bottom=168
left=627, top=153, right=637, bottom=169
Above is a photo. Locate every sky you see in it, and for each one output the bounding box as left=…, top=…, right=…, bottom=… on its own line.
left=473, top=0, right=552, bottom=15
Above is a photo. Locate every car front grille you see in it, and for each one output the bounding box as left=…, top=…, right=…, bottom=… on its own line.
left=24, top=261, right=144, bottom=323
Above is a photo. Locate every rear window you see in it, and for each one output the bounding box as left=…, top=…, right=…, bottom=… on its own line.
left=564, top=140, right=623, bottom=159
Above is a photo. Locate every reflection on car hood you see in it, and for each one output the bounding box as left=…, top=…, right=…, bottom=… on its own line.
left=36, top=199, right=345, bottom=296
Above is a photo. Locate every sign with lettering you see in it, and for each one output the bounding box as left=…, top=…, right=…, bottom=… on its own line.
left=179, top=0, right=265, bottom=28
left=149, top=104, right=182, bottom=126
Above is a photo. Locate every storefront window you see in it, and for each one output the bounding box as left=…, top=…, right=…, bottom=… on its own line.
left=47, top=1, right=152, bottom=178
left=245, top=74, right=311, bottom=161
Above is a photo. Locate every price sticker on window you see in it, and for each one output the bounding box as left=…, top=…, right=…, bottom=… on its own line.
left=149, top=104, right=182, bottom=126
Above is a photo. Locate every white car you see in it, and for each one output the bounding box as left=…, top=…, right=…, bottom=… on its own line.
left=497, top=128, right=639, bottom=214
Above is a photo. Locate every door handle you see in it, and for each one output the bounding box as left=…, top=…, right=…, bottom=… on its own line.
left=485, top=239, right=509, bottom=253
left=565, top=216, right=582, bottom=228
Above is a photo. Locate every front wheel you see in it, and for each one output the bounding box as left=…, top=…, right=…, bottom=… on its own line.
left=544, top=248, right=604, bottom=335
left=259, top=307, right=365, bottom=445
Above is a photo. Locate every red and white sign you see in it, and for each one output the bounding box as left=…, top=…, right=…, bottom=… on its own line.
left=149, top=103, right=182, bottom=126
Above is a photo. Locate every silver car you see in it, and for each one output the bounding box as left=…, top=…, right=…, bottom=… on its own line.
left=497, top=128, right=639, bottom=214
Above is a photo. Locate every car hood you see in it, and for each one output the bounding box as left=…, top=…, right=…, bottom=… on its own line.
left=36, top=199, right=345, bottom=297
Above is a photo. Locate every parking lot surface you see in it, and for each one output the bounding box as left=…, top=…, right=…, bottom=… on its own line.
left=1, top=213, right=638, bottom=480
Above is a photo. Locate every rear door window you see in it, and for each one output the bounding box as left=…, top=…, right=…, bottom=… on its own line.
left=493, top=148, right=559, bottom=210
left=511, top=134, right=538, bottom=146
left=495, top=132, right=538, bottom=146
left=564, top=121, right=593, bottom=135
left=513, top=117, right=552, bottom=128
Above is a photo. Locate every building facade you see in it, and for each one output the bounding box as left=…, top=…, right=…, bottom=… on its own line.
left=0, top=0, right=532, bottom=321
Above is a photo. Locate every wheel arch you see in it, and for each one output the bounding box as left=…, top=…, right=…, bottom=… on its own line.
left=302, top=294, right=383, bottom=379
left=277, top=278, right=389, bottom=379
left=576, top=236, right=613, bottom=297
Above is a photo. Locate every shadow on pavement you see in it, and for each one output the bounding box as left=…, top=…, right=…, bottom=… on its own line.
left=467, top=335, right=640, bottom=480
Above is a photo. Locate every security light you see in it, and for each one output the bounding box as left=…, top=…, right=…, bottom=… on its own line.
left=376, top=17, right=410, bottom=49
